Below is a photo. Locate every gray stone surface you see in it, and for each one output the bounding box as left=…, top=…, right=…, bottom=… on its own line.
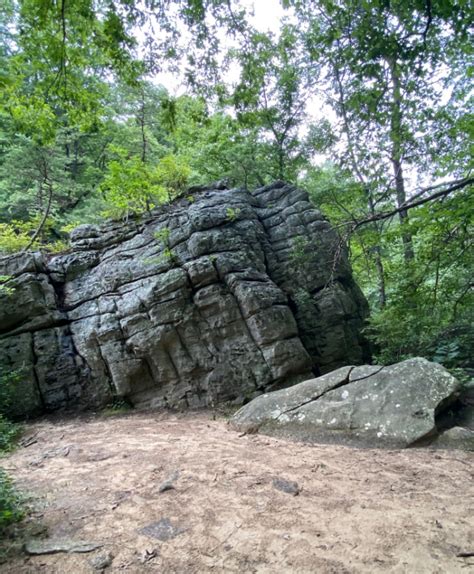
left=431, top=427, right=474, bottom=451
left=139, top=518, right=185, bottom=541
left=230, top=358, right=467, bottom=448
left=0, top=182, right=370, bottom=416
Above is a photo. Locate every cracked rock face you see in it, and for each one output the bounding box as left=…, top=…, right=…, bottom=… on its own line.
left=0, top=182, right=370, bottom=417
left=230, top=358, right=472, bottom=449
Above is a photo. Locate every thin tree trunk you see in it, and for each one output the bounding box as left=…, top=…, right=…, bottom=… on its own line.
left=333, top=60, right=387, bottom=307
left=389, top=56, right=415, bottom=262
left=366, top=190, right=386, bottom=308
left=138, top=87, right=151, bottom=212
left=278, top=144, right=285, bottom=180
left=23, top=162, right=54, bottom=253
left=139, top=88, right=147, bottom=164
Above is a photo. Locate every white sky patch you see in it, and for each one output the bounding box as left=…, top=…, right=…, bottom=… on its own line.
left=138, top=0, right=329, bottom=145
left=146, top=0, right=287, bottom=93
left=245, top=0, right=287, bottom=33
left=135, top=1, right=451, bottom=182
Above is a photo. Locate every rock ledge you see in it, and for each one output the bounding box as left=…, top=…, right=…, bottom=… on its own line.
left=230, top=358, right=473, bottom=449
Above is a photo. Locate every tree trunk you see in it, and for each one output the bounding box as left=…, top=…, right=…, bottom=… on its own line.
left=278, top=144, right=285, bottom=180
left=23, top=157, right=53, bottom=252
left=139, top=87, right=147, bottom=164
left=332, top=61, right=387, bottom=307
left=389, top=56, right=415, bottom=262
left=366, top=189, right=386, bottom=308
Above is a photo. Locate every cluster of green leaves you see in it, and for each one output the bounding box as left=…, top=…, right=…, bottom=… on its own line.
left=151, top=226, right=176, bottom=263
left=0, top=119, right=108, bottom=252
left=0, top=416, right=19, bottom=454
left=154, top=227, right=171, bottom=244
left=367, top=191, right=473, bottom=365
left=226, top=207, right=241, bottom=222
left=306, top=165, right=473, bottom=366
left=100, top=148, right=190, bottom=218
left=0, top=276, right=14, bottom=296
left=1, top=0, right=142, bottom=143
left=0, top=369, right=21, bottom=418
left=227, top=25, right=319, bottom=182
left=0, top=0, right=471, bottom=372
left=0, top=217, right=67, bottom=254
left=0, top=468, right=24, bottom=535
left=0, top=369, right=24, bottom=535
left=162, top=96, right=266, bottom=187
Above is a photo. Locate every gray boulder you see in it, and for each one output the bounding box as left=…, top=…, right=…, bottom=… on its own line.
left=0, top=182, right=370, bottom=417
left=431, top=380, right=474, bottom=450
left=431, top=427, right=474, bottom=450
left=230, top=358, right=472, bottom=449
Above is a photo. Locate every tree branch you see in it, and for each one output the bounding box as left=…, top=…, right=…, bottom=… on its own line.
left=22, top=163, right=54, bottom=253
left=422, top=0, right=433, bottom=46
left=348, top=177, right=473, bottom=230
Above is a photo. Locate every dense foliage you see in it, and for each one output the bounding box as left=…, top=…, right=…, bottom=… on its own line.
left=0, top=370, right=23, bottom=535
left=0, top=0, right=472, bottom=368
left=0, top=468, right=24, bottom=534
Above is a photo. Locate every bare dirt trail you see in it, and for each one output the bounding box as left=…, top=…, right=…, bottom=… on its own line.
left=1, top=411, right=473, bottom=573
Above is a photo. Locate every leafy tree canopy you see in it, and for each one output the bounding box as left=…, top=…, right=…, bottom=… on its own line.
left=0, top=0, right=472, bottom=368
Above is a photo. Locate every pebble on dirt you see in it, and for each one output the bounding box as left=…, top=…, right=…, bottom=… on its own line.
left=272, top=478, right=301, bottom=496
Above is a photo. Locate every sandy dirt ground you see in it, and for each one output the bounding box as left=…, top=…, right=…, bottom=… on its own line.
left=1, top=410, right=473, bottom=573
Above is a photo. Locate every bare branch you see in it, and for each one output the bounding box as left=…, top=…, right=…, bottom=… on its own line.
left=422, top=0, right=433, bottom=46
left=348, top=177, right=473, bottom=230
left=22, top=157, right=54, bottom=253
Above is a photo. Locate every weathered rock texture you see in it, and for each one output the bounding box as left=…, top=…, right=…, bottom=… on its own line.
left=230, top=357, right=474, bottom=449
left=0, top=182, right=370, bottom=417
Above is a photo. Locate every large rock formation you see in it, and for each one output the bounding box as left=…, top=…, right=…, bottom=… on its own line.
left=0, top=182, right=370, bottom=417
left=230, top=357, right=474, bottom=450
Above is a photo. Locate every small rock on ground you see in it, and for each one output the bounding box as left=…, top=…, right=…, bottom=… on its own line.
left=158, top=470, right=180, bottom=493
left=272, top=478, right=300, bottom=496
left=138, top=518, right=185, bottom=541
left=25, top=539, right=102, bottom=555
left=89, top=551, right=114, bottom=570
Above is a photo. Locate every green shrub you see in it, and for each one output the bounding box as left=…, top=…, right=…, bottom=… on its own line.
left=152, top=227, right=177, bottom=264
left=226, top=207, right=241, bottom=222
left=0, top=469, right=24, bottom=534
left=0, top=370, right=22, bottom=419
left=0, top=218, right=66, bottom=254
left=154, top=227, right=171, bottom=244
left=101, top=149, right=190, bottom=218
left=155, top=154, right=190, bottom=199
left=0, top=414, right=23, bottom=536
left=0, top=277, right=14, bottom=297
left=0, top=417, right=19, bottom=453
left=367, top=293, right=474, bottom=368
